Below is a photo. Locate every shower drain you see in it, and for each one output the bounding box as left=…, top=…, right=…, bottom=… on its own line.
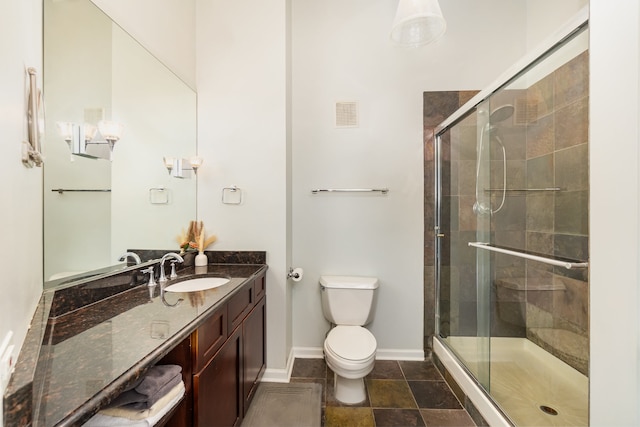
left=539, top=405, right=559, bottom=416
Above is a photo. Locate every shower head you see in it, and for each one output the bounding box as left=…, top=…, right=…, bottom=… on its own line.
left=490, top=104, right=514, bottom=124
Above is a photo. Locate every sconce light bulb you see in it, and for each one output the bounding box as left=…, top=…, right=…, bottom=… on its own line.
left=56, top=121, right=74, bottom=142
left=163, top=156, right=175, bottom=174
left=190, top=156, right=203, bottom=173
left=84, top=123, right=97, bottom=143
left=98, top=120, right=124, bottom=146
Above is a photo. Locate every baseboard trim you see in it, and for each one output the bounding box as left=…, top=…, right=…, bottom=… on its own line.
left=262, top=345, right=426, bottom=383
left=288, top=346, right=425, bottom=361
left=261, top=347, right=295, bottom=383
left=375, top=348, right=425, bottom=361
left=292, top=346, right=324, bottom=359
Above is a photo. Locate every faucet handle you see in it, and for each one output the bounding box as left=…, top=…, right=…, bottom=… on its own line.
left=169, top=261, right=178, bottom=280
left=141, top=266, right=157, bottom=287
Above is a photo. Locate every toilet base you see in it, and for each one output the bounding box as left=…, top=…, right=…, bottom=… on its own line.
left=334, top=372, right=366, bottom=404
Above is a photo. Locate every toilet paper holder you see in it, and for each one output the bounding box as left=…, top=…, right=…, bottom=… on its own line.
left=287, top=267, right=303, bottom=281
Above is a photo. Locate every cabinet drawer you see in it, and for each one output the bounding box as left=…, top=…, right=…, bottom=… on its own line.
left=254, top=273, right=266, bottom=302
left=193, top=305, right=227, bottom=372
left=227, top=281, right=254, bottom=333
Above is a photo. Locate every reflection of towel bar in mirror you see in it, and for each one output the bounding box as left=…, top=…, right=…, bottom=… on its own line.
left=311, top=188, right=389, bottom=194
left=51, top=189, right=111, bottom=194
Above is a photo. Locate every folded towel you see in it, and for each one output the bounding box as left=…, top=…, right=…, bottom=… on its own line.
left=99, top=381, right=185, bottom=421
left=108, top=372, right=182, bottom=410
left=83, top=381, right=185, bottom=426
left=107, top=365, right=182, bottom=410
left=135, top=365, right=181, bottom=396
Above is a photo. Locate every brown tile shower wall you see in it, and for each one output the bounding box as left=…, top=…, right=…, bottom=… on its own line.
left=490, top=51, right=589, bottom=373
left=423, top=91, right=478, bottom=351
left=526, top=50, right=589, bottom=373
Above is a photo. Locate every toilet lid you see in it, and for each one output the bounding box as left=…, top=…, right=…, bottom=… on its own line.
left=326, top=326, right=376, bottom=361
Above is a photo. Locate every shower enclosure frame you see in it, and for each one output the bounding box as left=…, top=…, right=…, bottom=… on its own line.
left=433, top=7, right=589, bottom=426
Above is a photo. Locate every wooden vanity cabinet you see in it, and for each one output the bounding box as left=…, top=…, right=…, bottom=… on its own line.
left=242, top=293, right=266, bottom=414
left=194, top=327, right=243, bottom=427
left=165, top=272, right=266, bottom=427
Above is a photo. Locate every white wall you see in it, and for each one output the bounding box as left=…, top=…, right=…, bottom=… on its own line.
left=589, top=1, right=640, bottom=425
left=290, top=0, right=526, bottom=358
left=92, top=0, right=196, bottom=90
left=0, top=0, right=43, bottom=395
left=526, top=0, right=589, bottom=50
left=195, top=0, right=291, bottom=375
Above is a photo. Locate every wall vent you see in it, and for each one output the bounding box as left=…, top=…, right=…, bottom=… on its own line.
left=335, top=101, right=358, bottom=128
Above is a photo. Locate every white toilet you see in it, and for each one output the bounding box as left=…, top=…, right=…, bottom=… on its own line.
left=320, top=275, right=379, bottom=404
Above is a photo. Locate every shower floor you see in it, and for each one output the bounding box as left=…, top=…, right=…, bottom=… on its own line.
left=443, top=336, right=588, bottom=427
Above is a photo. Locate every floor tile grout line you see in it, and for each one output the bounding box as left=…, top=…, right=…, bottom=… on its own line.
left=292, top=358, right=477, bottom=427
left=400, top=360, right=439, bottom=426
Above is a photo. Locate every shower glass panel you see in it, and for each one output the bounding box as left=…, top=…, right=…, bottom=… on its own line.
left=435, top=25, right=589, bottom=426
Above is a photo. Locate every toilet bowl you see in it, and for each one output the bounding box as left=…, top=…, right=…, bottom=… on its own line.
left=319, top=275, right=379, bottom=404
left=324, top=325, right=376, bottom=404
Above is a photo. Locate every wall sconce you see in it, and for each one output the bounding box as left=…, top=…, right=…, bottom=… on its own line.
left=55, top=120, right=124, bottom=160
left=97, top=120, right=124, bottom=151
left=189, top=156, right=203, bottom=174
left=163, top=156, right=203, bottom=179
left=390, top=0, right=447, bottom=47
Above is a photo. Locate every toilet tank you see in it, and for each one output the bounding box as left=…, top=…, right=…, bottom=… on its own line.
left=320, top=276, right=379, bottom=326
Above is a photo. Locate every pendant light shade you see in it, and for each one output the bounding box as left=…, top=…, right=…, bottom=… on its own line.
left=390, top=0, right=446, bottom=47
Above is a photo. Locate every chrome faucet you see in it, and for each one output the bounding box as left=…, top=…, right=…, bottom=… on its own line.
left=119, top=252, right=142, bottom=265
left=159, top=252, right=184, bottom=282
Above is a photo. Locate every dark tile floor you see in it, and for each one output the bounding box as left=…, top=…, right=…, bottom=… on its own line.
left=290, top=358, right=477, bottom=427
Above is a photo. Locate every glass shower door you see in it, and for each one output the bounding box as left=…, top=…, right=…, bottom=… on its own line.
left=435, top=104, right=492, bottom=390
left=434, top=23, right=590, bottom=425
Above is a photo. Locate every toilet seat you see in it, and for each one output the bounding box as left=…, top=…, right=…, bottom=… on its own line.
left=324, top=325, right=376, bottom=379
left=325, top=325, right=376, bottom=361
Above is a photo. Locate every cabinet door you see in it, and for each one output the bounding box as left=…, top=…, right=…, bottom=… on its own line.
left=194, top=327, right=243, bottom=427
left=194, top=305, right=228, bottom=372
left=243, top=295, right=266, bottom=413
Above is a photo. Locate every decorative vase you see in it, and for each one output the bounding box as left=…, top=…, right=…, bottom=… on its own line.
left=195, top=252, right=208, bottom=267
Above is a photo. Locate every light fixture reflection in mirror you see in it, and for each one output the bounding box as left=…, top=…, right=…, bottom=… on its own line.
left=56, top=121, right=75, bottom=151
left=55, top=120, right=124, bottom=160
left=98, top=120, right=124, bottom=150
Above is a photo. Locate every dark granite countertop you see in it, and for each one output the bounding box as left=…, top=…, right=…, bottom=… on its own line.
left=3, top=251, right=267, bottom=427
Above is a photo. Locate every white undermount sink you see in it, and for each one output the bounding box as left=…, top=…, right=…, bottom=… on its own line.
left=164, top=277, right=230, bottom=292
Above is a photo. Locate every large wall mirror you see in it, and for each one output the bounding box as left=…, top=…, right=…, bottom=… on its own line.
left=43, top=0, right=197, bottom=285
